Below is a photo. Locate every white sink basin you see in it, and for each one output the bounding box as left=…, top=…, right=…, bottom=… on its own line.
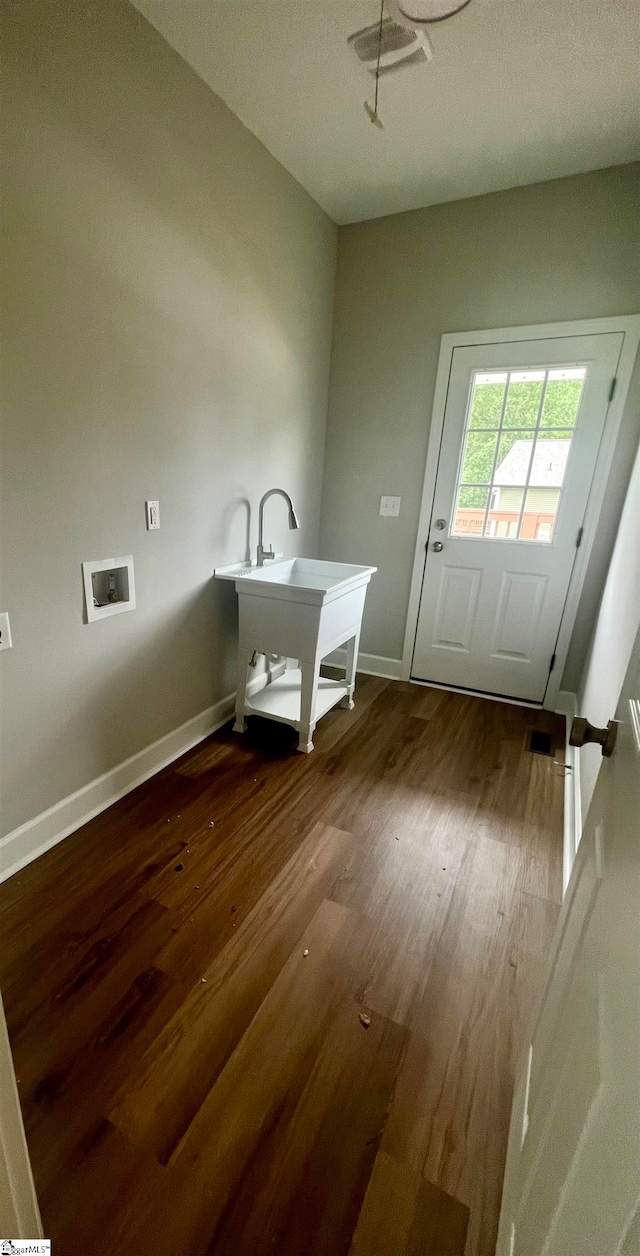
left=215, top=555, right=376, bottom=753
left=214, top=557, right=376, bottom=605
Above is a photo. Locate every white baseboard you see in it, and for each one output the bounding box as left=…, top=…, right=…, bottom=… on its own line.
left=0, top=695, right=234, bottom=887
left=555, top=690, right=582, bottom=897
left=0, top=662, right=286, bottom=888
left=324, top=649, right=403, bottom=681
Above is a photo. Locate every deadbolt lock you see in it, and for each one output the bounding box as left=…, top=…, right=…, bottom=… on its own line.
left=435, top=518, right=446, bottom=530
left=569, top=716, right=619, bottom=758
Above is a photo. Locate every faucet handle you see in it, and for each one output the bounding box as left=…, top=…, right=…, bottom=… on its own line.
left=257, top=542, right=276, bottom=566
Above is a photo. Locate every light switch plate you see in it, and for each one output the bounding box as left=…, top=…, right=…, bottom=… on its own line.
left=380, top=495, right=401, bottom=517
left=145, top=500, right=160, bottom=530
left=0, top=612, right=13, bottom=651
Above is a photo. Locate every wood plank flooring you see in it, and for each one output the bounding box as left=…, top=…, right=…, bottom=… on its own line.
left=0, top=678, right=564, bottom=1256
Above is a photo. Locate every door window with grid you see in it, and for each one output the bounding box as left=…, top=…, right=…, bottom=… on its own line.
left=452, top=366, right=587, bottom=542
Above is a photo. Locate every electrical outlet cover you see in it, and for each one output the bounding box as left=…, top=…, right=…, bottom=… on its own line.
left=380, top=495, right=401, bottom=517
left=0, top=612, right=13, bottom=650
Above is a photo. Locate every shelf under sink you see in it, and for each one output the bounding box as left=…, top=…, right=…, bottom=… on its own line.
left=246, top=669, right=348, bottom=728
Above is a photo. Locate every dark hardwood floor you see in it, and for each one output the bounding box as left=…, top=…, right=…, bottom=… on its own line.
left=0, top=677, right=564, bottom=1256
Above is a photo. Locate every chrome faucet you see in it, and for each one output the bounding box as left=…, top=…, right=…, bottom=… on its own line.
left=257, top=488, right=300, bottom=566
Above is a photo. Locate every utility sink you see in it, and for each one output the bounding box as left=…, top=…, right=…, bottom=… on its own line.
left=215, top=557, right=375, bottom=602
left=215, top=557, right=376, bottom=752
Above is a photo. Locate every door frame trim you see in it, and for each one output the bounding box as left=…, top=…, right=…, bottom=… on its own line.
left=0, top=991, right=43, bottom=1238
left=401, top=315, right=640, bottom=705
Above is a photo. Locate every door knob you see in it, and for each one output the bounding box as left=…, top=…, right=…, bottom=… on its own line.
left=569, top=716, right=618, bottom=757
left=432, top=541, right=444, bottom=552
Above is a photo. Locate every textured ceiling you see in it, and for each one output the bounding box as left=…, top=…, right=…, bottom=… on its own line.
left=130, top=0, right=640, bottom=223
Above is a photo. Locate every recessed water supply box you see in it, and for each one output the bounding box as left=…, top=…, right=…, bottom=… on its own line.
left=82, top=555, right=136, bottom=623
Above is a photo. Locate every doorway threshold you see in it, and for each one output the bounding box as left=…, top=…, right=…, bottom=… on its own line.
left=408, top=676, right=544, bottom=710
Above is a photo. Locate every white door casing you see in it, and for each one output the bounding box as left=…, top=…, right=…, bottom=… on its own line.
left=402, top=316, right=640, bottom=704
left=412, top=332, right=622, bottom=701
left=0, top=992, right=42, bottom=1239
left=496, top=624, right=640, bottom=1255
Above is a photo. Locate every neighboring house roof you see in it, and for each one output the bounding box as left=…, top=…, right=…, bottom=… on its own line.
left=494, top=439, right=570, bottom=488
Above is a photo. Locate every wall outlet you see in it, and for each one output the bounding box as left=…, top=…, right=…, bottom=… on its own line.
left=380, top=495, right=401, bottom=517
left=0, top=612, right=13, bottom=651
left=145, top=500, right=160, bottom=530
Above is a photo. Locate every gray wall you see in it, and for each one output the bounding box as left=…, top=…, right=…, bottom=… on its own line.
left=0, top=0, right=336, bottom=836
left=320, top=164, right=640, bottom=684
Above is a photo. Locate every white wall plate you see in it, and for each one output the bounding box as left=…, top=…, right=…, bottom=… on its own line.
left=0, top=612, right=12, bottom=651
left=380, top=496, right=401, bottom=517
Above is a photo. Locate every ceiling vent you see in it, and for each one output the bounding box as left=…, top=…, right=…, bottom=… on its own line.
left=347, top=18, right=432, bottom=75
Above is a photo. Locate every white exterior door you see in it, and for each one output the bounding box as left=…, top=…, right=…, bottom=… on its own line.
left=496, top=624, right=640, bottom=1256
left=412, top=332, right=622, bottom=701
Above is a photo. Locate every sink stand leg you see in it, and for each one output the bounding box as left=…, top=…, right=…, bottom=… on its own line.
left=340, top=631, right=360, bottom=710
left=298, top=655, right=321, bottom=753
left=233, top=641, right=251, bottom=734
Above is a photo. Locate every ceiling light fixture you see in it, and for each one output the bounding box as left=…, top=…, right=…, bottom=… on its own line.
left=348, top=18, right=432, bottom=77
left=359, top=0, right=473, bottom=130
left=390, top=0, right=473, bottom=28
left=363, top=0, right=386, bottom=130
